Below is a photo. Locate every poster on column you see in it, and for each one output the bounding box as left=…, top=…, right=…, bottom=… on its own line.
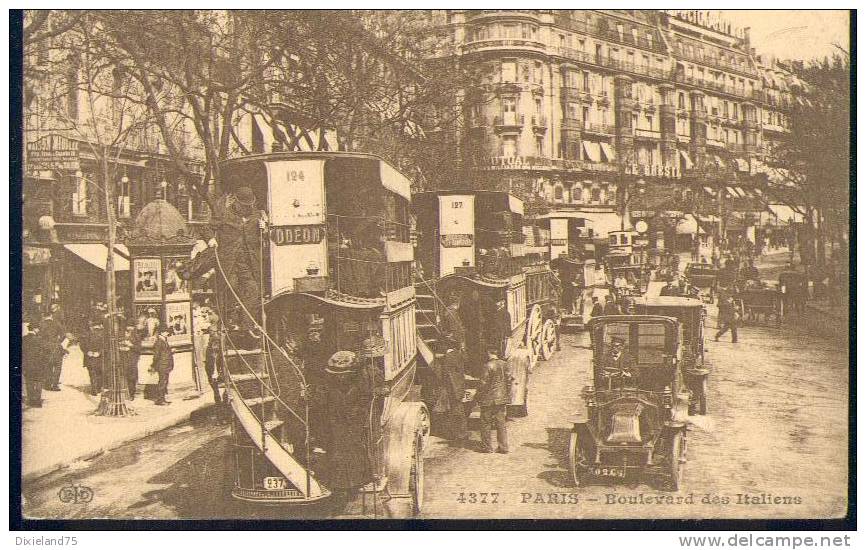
left=163, top=256, right=190, bottom=301
left=133, top=257, right=162, bottom=301
left=165, top=301, right=192, bottom=345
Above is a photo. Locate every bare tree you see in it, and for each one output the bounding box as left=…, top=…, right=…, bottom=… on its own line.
left=25, top=15, right=156, bottom=416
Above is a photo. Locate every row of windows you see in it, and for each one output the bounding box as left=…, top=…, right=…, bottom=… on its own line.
left=551, top=184, right=611, bottom=204
left=473, top=22, right=539, bottom=42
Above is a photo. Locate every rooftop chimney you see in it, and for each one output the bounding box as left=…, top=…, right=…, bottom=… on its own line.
left=743, top=26, right=751, bottom=48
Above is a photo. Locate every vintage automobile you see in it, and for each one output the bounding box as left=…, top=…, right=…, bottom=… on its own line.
left=551, top=254, right=601, bottom=331
left=569, top=316, right=691, bottom=490
left=189, top=152, right=428, bottom=515
left=633, top=296, right=709, bottom=414
left=684, top=263, right=720, bottom=303
left=610, top=264, right=649, bottom=298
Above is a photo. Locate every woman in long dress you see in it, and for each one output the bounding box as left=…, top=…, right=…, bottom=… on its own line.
left=60, top=333, right=88, bottom=387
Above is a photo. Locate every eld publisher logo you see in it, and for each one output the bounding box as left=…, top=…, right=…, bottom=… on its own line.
left=58, top=484, right=93, bottom=504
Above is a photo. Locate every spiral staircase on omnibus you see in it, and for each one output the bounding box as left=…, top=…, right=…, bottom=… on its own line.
left=210, top=253, right=330, bottom=504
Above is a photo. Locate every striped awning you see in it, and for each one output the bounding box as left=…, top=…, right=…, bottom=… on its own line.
left=64, top=244, right=130, bottom=271
left=582, top=141, right=602, bottom=162
left=599, top=142, right=615, bottom=162
left=679, top=150, right=694, bottom=169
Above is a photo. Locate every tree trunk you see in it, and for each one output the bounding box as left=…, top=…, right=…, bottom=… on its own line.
left=816, top=207, right=826, bottom=268
left=97, top=147, right=132, bottom=416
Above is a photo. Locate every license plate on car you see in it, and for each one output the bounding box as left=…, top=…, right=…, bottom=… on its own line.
left=263, top=476, right=287, bottom=490
left=592, top=467, right=626, bottom=478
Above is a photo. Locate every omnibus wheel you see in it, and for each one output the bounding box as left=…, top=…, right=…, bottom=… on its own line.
left=409, top=431, right=425, bottom=515
left=568, top=429, right=588, bottom=487
left=667, top=431, right=685, bottom=491
left=540, top=319, right=557, bottom=361
left=698, top=377, right=708, bottom=415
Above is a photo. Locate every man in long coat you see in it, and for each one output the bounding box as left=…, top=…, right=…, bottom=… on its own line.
left=323, top=351, right=377, bottom=491
left=81, top=320, right=106, bottom=396
left=150, top=328, right=174, bottom=405
left=40, top=310, right=65, bottom=391
left=118, top=324, right=141, bottom=400
left=195, top=186, right=267, bottom=342
left=23, top=322, right=46, bottom=407
left=477, top=347, right=512, bottom=454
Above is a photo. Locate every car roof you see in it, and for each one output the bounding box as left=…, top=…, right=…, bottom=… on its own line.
left=633, top=296, right=704, bottom=307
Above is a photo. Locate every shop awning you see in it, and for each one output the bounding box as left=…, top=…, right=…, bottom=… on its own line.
left=676, top=215, right=699, bottom=234
left=703, top=186, right=715, bottom=195
left=725, top=186, right=738, bottom=197
left=599, top=142, right=615, bottom=162
left=64, top=244, right=130, bottom=271
left=733, top=158, right=749, bottom=172
left=679, top=150, right=694, bottom=169
left=582, top=141, right=602, bottom=162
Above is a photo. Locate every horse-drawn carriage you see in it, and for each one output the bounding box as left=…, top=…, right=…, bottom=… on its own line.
left=196, top=152, right=429, bottom=514
left=413, top=190, right=537, bottom=418
left=735, top=281, right=783, bottom=326
left=684, top=263, right=720, bottom=303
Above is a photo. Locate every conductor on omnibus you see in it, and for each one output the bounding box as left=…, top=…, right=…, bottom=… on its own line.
left=202, top=186, right=267, bottom=344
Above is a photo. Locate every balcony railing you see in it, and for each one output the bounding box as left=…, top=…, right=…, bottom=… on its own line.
left=561, top=117, right=583, bottom=129
left=531, top=115, right=548, bottom=129
left=493, top=113, right=525, bottom=128
left=761, top=122, right=789, bottom=134
left=582, top=122, right=617, bottom=136
left=461, top=38, right=547, bottom=54
left=551, top=48, right=668, bottom=80
left=670, top=71, right=756, bottom=100
left=551, top=158, right=618, bottom=172
left=634, top=128, right=662, bottom=139
left=671, top=45, right=759, bottom=77
left=560, top=85, right=594, bottom=103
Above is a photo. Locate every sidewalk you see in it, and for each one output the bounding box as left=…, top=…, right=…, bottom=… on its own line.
left=22, top=382, right=215, bottom=481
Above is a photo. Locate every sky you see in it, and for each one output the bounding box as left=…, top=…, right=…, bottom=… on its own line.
left=721, top=10, right=850, bottom=63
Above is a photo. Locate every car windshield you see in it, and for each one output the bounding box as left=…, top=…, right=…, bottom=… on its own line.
left=598, top=322, right=669, bottom=366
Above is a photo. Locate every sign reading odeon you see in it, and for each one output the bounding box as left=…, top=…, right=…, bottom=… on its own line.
left=270, top=224, right=325, bottom=246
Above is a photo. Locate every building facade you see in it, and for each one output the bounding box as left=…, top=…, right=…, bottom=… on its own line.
left=424, top=9, right=803, bottom=244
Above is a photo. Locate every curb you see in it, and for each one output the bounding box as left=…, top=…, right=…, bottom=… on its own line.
left=23, top=399, right=215, bottom=483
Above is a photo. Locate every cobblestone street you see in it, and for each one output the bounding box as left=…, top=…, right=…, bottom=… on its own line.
left=22, top=299, right=848, bottom=520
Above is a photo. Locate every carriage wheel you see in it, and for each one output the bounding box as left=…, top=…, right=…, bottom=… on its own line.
left=525, top=306, right=543, bottom=371
left=409, top=431, right=425, bottom=515
left=568, top=429, right=588, bottom=487
left=540, top=320, right=558, bottom=361
left=698, top=377, right=708, bottom=415
left=667, top=431, right=685, bottom=491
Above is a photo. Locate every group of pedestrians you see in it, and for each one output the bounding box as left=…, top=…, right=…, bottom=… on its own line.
left=425, top=289, right=515, bottom=455
left=22, top=301, right=177, bottom=408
